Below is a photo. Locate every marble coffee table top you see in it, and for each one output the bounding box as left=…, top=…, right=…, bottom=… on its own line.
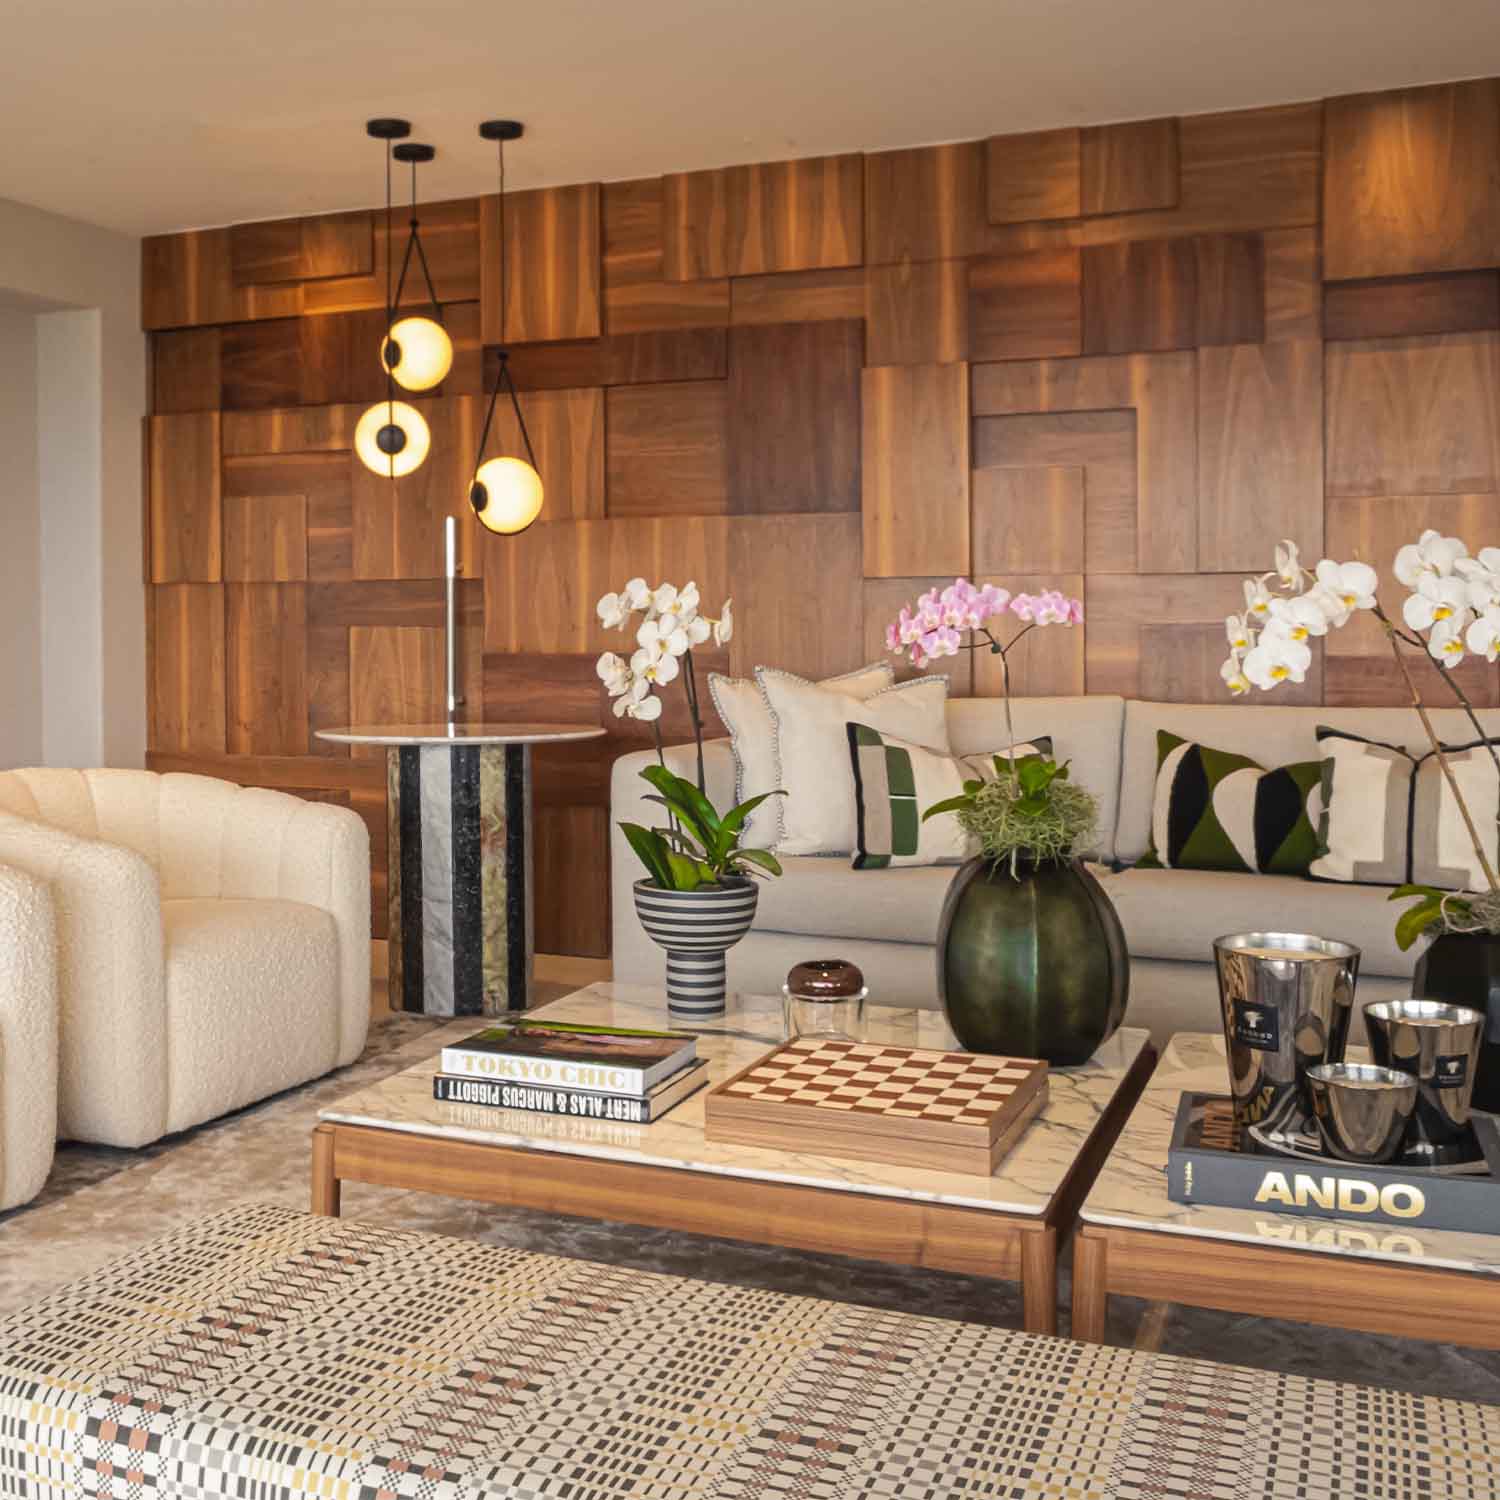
left=321, top=982, right=1151, bottom=1217
left=1081, top=1031, right=1500, bottom=1276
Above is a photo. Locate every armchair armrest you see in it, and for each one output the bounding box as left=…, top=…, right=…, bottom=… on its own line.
left=0, top=863, right=58, bottom=1207
left=0, top=814, right=166, bottom=1148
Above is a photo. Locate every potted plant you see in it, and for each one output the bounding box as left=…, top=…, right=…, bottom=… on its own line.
left=886, top=580, right=1128, bottom=1064
left=1223, top=535, right=1500, bottom=1108
left=597, top=580, right=782, bottom=1020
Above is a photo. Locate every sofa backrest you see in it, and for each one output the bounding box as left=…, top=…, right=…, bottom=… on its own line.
left=1117, top=699, right=1500, bottom=862
left=946, top=696, right=1127, bottom=860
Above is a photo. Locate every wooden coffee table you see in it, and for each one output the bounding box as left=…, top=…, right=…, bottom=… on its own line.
left=1073, top=1031, right=1500, bottom=1349
left=313, top=982, right=1155, bottom=1334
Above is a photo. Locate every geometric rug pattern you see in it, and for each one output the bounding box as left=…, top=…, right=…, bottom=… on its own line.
left=2, top=1203, right=1497, bottom=1498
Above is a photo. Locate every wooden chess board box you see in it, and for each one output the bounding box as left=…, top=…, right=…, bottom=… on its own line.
left=704, top=1038, right=1049, bottom=1175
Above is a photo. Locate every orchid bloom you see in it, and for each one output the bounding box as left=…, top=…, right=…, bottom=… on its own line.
left=596, top=592, right=631, bottom=630
left=1466, top=607, right=1500, bottom=663
left=885, top=576, right=1077, bottom=673
left=1242, top=575, right=1275, bottom=620
left=1273, top=539, right=1305, bottom=589
left=595, top=651, right=631, bottom=697
left=1402, top=574, right=1471, bottom=633
left=638, top=616, right=689, bottom=658
left=1394, top=530, right=1468, bottom=588
left=655, top=580, right=701, bottom=629
left=1456, top=548, right=1500, bottom=612
left=1242, top=633, right=1312, bottom=689
left=1428, top=617, right=1468, bottom=669
left=1314, top=559, right=1378, bottom=618
left=1225, top=613, right=1253, bottom=655
left=712, top=599, right=734, bottom=646
left=1220, top=656, right=1252, bottom=695
left=613, top=677, right=663, bottom=721
left=1265, top=593, right=1330, bottom=643
left=630, top=643, right=681, bottom=688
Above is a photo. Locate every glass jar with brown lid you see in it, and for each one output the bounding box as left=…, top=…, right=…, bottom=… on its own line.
left=782, top=959, right=867, bottom=1042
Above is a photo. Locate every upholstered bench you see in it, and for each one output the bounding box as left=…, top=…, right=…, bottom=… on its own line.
left=2, top=1206, right=1496, bottom=1498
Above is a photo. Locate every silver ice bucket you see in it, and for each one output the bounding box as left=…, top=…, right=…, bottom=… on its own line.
left=1213, top=932, right=1360, bottom=1136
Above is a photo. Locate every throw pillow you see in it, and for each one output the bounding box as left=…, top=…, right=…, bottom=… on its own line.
left=1308, top=728, right=1418, bottom=886
left=1138, top=730, right=1323, bottom=875
left=708, top=662, right=893, bottom=848
left=1412, top=738, right=1500, bottom=892
left=849, top=727, right=1053, bottom=869
left=757, top=669, right=951, bottom=855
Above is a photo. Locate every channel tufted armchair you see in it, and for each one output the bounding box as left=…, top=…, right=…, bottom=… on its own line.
left=0, top=862, right=58, bottom=1209
left=0, top=769, right=370, bottom=1150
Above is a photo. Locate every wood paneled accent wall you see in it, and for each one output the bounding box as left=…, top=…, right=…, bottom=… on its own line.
left=141, top=78, right=1500, bottom=955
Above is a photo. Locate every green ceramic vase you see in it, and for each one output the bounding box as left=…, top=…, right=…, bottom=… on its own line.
left=936, top=855, right=1129, bottom=1066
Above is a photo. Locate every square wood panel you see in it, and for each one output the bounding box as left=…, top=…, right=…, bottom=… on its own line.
left=865, top=260, right=967, bottom=366
left=222, top=493, right=308, bottom=581
left=483, top=184, right=602, bottom=344
left=971, top=467, right=1086, bottom=574
left=149, top=411, right=221, bottom=583
left=1081, top=119, right=1180, bottom=216
left=151, top=584, right=226, bottom=751
left=606, top=382, right=729, bottom=517
left=986, top=128, right=1081, bottom=225
left=969, top=251, right=1082, bottom=361
left=226, top=583, right=308, bottom=755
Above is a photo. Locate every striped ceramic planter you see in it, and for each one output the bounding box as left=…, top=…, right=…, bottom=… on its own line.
left=633, top=877, right=759, bottom=1020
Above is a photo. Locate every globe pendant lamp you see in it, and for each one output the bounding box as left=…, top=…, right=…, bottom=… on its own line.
left=468, top=120, right=544, bottom=535
left=381, top=140, right=453, bottom=391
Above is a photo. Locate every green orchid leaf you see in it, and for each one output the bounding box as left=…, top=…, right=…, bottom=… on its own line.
left=663, top=849, right=704, bottom=890
left=719, top=790, right=783, bottom=842
left=730, top=846, right=783, bottom=878
left=1394, top=898, right=1445, bottom=952
left=1388, top=883, right=1447, bottom=902
left=620, top=822, right=674, bottom=887
left=923, top=794, right=974, bottom=823
left=641, top=764, right=721, bottom=837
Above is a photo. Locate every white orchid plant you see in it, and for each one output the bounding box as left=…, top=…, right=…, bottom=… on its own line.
left=1225, top=534, right=1500, bottom=945
left=597, top=579, right=782, bottom=893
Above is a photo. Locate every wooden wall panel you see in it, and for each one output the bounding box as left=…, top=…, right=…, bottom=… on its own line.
left=602, top=177, right=664, bottom=286
left=731, top=268, right=866, bottom=326
left=220, top=318, right=302, bottom=409
left=149, top=411, right=221, bottom=583
left=1262, top=228, right=1321, bottom=342
left=222, top=493, right=308, bottom=581
left=974, top=573, right=1086, bottom=697
left=1194, top=233, right=1265, bottom=346
left=1082, top=240, right=1196, bottom=354
left=230, top=212, right=371, bottom=285
left=665, top=154, right=863, bottom=280
left=865, top=260, right=967, bottom=365
left=606, top=382, right=729, bottom=517
left=727, top=319, right=863, bottom=513
left=727, top=514, right=864, bottom=681
left=152, top=327, right=222, bottom=413
left=226, top=583, right=308, bottom=755
left=969, top=251, right=1082, bottom=360
left=347, top=626, right=445, bottom=756
left=484, top=386, right=606, bottom=523
left=865, top=142, right=983, bottom=265
left=604, top=277, right=730, bottom=334
left=1323, top=272, right=1500, bottom=342
left=151, top=585, right=226, bottom=751
left=987, top=128, right=1080, bottom=225
left=1197, top=341, right=1323, bottom=570
left=483, top=184, right=602, bottom=343
left=862, top=363, right=970, bottom=577
left=971, top=466, right=1086, bottom=575
left=1324, top=80, right=1500, bottom=281
left=1080, top=119, right=1179, bottom=216
left=1326, top=332, right=1500, bottom=496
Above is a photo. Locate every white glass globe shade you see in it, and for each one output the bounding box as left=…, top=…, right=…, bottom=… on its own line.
left=354, top=401, right=431, bottom=478
left=382, top=316, right=453, bottom=392
left=470, top=457, right=544, bottom=534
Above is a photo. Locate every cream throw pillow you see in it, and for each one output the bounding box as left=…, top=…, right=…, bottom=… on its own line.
left=1412, top=739, right=1500, bottom=892
left=1308, top=728, right=1417, bottom=886
left=708, top=662, right=893, bottom=848
left=757, top=668, right=951, bottom=855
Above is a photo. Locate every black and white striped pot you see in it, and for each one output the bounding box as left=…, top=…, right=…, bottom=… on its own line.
left=633, top=877, right=758, bottom=1020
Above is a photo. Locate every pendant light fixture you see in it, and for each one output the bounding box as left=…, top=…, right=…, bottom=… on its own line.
left=382, top=140, right=454, bottom=391
left=356, top=118, right=433, bottom=478
left=468, top=119, right=545, bottom=535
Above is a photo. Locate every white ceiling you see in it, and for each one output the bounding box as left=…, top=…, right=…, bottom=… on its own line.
left=5, top=0, right=1500, bottom=238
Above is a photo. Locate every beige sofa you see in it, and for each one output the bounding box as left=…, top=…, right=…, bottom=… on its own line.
left=612, top=696, right=1500, bottom=1041
left=0, top=768, right=370, bottom=1149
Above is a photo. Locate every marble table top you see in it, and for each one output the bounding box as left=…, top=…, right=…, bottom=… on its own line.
left=317, top=723, right=606, bottom=746
left=1081, top=1031, right=1500, bottom=1276
left=321, top=982, right=1152, bottom=1217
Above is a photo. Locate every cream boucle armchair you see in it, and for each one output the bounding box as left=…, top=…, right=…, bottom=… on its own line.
left=0, top=769, right=370, bottom=1150
left=0, top=862, right=58, bottom=1208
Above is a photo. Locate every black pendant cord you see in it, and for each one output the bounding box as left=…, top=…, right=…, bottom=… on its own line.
left=384, top=140, right=396, bottom=466
left=390, top=158, right=445, bottom=321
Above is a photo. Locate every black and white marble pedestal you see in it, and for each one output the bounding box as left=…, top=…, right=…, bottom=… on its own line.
left=316, top=724, right=605, bottom=1016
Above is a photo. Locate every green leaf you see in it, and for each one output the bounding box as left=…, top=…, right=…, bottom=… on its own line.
left=961, top=779, right=984, bottom=794
left=620, top=822, right=674, bottom=887
left=1394, top=898, right=1445, bottom=952
left=640, top=764, right=721, bottom=840
left=654, top=825, right=708, bottom=860
left=730, top=846, right=783, bottom=878
left=663, top=849, right=704, bottom=890
left=718, top=790, right=783, bottom=843
left=1388, top=883, right=1447, bottom=902
left=923, top=794, right=974, bottom=823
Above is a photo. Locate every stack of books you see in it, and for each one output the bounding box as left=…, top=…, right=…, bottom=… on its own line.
left=433, top=1019, right=707, bottom=1124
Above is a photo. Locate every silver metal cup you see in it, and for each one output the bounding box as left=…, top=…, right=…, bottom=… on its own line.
left=1363, top=999, right=1485, bottom=1150
left=1305, top=1063, right=1418, bottom=1164
left=1214, top=932, right=1360, bottom=1136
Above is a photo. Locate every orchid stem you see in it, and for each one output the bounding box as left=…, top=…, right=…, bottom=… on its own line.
left=683, top=649, right=706, bottom=794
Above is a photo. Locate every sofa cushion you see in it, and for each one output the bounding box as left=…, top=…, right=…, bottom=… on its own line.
left=1309, top=728, right=1418, bottom=886
left=1095, top=866, right=1411, bottom=977
left=163, top=898, right=340, bottom=1134
left=754, top=856, right=956, bottom=944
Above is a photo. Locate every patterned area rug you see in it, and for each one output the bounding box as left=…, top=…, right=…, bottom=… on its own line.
left=3, top=1203, right=1497, bottom=1499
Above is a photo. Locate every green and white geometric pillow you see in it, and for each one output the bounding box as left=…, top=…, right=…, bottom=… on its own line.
left=848, top=724, right=1051, bottom=869
left=1137, top=730, right=1323, bottom=875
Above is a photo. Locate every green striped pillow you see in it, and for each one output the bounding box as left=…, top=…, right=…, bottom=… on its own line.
left=848, top=725, right=1052, bottom=869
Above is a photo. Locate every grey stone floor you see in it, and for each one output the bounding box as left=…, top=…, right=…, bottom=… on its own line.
left=4, top=992, right=1499, bottom=1407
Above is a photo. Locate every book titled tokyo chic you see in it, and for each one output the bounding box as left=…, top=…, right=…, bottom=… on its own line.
left=433, top=1059, right=710, bottom=1124
left=439, top=1020, right=697, bottom=1097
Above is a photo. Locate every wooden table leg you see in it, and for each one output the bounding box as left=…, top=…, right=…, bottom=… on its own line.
left=1020, top=1224, right=1058, bottom=1335
left=1070, top=1228, right=1108, bottom=1342
left=311, top=1124, right=341, bottom=1217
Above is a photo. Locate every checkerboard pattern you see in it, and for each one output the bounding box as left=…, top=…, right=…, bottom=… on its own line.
left=723, top=1037, right=1044, bottom=1125
left=1, top=1204, right=1496, bottom=1497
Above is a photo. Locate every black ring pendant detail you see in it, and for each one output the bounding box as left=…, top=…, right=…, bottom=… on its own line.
left=376, top=423, right=408, bottom=457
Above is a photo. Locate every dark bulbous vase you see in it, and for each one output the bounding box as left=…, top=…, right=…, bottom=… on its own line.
left=936, top=855, right=1129, bottom=1066
left=1411, top=931, right=1500, bottom=1113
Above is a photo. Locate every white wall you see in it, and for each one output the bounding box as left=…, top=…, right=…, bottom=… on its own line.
left=0, top=196, right=143, bottom=769
left=0, top=306, right=41, bottom=767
